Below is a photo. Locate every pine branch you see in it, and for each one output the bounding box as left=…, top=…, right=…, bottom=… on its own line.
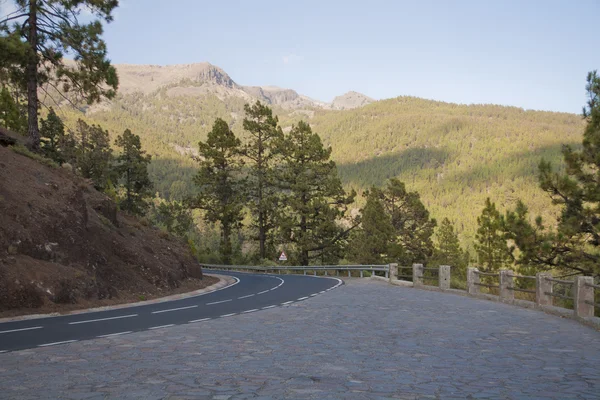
left=0, top=13, right=28, bottom=24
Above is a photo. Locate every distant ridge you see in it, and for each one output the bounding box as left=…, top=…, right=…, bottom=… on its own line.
left=113, top=62, right=370, bottom=110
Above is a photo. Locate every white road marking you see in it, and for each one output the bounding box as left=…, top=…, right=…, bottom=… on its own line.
left=149, top=324, right=174, bottom=330
left=38, top=340, right=77, bottom=347
left=220, top=313, right=236, bottom=318
left=310, top=293, right=318, bottom=297
left=189, top=318, right=211, bottom=323
left=0, top=350, right=7, bottom=353
left=297, top=297, right=309, bottom=301
left=238, top=294, right=255, bottom=299
left=151, top=305, right=197, bottom=314
left=206, top=299, right=232, bottom=305
left=262, top=305, right=276, bottom=309
left=69, top=314, right=137, bottom=325
left=242, top=309, right=259, bottom=313
left=257, top=290, right=269, bottom=295
left=97, top=331, right=132, bottom=338
left=282, top=301, right=294, bottom=305
left=0, top=326, right=43, bottom=334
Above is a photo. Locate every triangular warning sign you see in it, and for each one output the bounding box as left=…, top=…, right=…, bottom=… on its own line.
left=278, top=251, right=287, bottom=261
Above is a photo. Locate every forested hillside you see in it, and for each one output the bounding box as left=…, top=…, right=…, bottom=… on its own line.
left=295, top=98, right=584, bottom=247
left=56, top=87, right=583, bottom=251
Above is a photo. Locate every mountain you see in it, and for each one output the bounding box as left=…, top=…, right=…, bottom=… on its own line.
left=52, top=62, right=584, bottom=250
left=113, top=62, right=336, bottom=110
left=330, top=91, right=374, bottom=110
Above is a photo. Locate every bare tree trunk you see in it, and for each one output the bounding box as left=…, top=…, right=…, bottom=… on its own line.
left=26, top=0, right=40, bottom=150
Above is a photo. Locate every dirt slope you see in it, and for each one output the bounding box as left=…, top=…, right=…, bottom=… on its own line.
left=0, top=130, right=213, bottom=316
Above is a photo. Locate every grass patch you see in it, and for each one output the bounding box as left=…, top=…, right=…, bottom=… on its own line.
left=11, top=145, right=59, bottom=168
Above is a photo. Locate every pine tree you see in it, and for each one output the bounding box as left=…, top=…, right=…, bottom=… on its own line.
left=378, top=178, right=436, bottom=265
left=73, top=119, right=113, bottom=190
left=192, top=118, right=244, bottom=264
left=349, top=189, right=395, bottom=264
left=432, top=217, right=468, bottom=276
left=39, top=107, right=64, bottom=163
left=0, top=0, right=119, bottom=149
left=277, top=120, right=355, bottom=265
left=242, top=101, right=283, bottom=259
left=114, top=129, right=152, bottom=215
left=0, top=86, right=26, bottom=132
left=506, top=71, right=600, bottom=277
left=474, top=198, right=511, bottom=272
left=153, top=200, right=193, bottom=238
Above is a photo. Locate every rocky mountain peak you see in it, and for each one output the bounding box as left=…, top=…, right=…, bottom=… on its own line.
left=331, top=91, right=374, bottom=110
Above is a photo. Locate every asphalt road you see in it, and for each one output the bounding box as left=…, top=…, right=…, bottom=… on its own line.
left=0, top=271, right=342, bottom=353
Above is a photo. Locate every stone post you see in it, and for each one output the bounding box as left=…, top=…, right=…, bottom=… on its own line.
left=439, top=265, right=450, bottom=290
left=574, top=276, right=595, bottom=318
left=536, top=272, right=553, bottom=307
left=467, top=267, right=480, bottom=295
left=413, top=264, right=424, bottom=287
left=499, top=270, right=514, bottom=302
left=389, top=263, right=398, bottom=282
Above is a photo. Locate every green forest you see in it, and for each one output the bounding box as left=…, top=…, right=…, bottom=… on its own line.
left=50, top=90, right=584, bottom=255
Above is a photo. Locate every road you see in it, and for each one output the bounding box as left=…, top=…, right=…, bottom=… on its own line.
left=0, top=271, right=342, bottom=353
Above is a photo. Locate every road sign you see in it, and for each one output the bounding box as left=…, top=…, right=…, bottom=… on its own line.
left=278, top=251, right=287, bottom=261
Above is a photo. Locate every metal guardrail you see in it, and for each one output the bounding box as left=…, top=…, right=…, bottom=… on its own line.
left=508, top=273, right=536, bottom=279
left=510, top=287, right=536, bottom=294
left=585, top=282, right=600, bottom=290
left=544, top=292, right=573, bottom=301
left=200, top=263, right=390, bottom=278
left=473, top=271, right=499, bottom=277
left=545, top=277, right=574, bottom=285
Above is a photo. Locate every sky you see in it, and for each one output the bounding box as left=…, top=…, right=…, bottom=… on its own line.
left=2, top=0, right=599, bottom=113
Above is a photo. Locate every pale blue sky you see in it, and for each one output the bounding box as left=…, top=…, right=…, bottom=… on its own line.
left=3, top=0, right=599, bottom=113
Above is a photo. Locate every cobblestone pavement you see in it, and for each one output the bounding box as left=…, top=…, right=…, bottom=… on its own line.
left=1, top=279, right=599, bottom=400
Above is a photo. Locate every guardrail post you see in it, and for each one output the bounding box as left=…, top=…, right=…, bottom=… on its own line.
left=389, top=263, right=398, bottom=282
left=499, top=270, right=514, bottom=302
left=413, top=264, right=424, bottom=287
left=439, top=265, right=450, bottom=290
left=536, top=272, right=553, bottom=306
left=348, top=270, right=351, bottom=277
left=467, top=267, right=479, bottom=295
left=574, top=276, right=594, bottom=318
left=360, top=270, right=364, bottom=278
left=313, top=270, right=316, bottom=276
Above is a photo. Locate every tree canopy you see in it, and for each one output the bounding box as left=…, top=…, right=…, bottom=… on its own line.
left=0, top=0, right=119, bottom=148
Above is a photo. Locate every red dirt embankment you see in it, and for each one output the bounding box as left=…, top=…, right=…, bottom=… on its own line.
left=0, top=129, right=215, bottom=317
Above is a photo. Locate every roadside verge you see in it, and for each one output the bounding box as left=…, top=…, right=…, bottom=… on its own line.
left=0, top=274, right=234, bottom=324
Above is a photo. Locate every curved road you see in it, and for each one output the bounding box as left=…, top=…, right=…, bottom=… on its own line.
left=0, top=271, right=342, bottom=353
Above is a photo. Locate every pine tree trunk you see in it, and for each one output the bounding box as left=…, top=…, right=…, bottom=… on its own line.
left=26, top=0, right=40, bottom=150
left=257, top=140, right=266, bottom=260
left=259, top=210, right=265, bottom=259
left=300, top=193, right=308, bottom=266
left=221, top=222, right=232, bottom=265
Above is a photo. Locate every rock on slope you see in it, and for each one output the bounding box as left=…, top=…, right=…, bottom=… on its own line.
left=0, top=129, right=208, bottom=315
